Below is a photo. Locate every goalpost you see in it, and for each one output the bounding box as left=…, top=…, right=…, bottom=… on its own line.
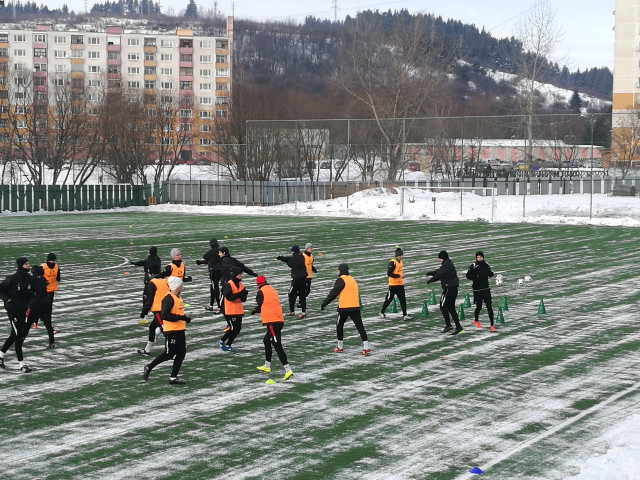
left=398, top=185, right=496, bottom=221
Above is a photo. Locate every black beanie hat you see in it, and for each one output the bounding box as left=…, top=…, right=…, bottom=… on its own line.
left=17, top=257, right=29, bottom=268
left=290, top=245, right=300, bottom=253
left=210, top=238, right=219, bottom=248
left=395, top=247, right=403, bottom=257
left=47, top=252, right=57, bottom=261
left=338, top=263, right=350, bottom=275
left=475, top=251, right=484, bottom=258
left=230, top=266, right=243, bottom=278
left=438, top=250, right=449, bottom=260
left=149, top=246, right=158, bottom=256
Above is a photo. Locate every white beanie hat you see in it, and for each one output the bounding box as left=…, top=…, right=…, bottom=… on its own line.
left=167, top=276, right=183, bottom=291
left=170, top=248, right=181, bottom=258
left=305, top=243, right=313, bottom=250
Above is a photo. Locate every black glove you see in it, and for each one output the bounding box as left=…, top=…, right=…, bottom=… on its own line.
left=321, top=303, right=326, bottom=311
left=184, top=316, right=192, bottom=323
left=427, top=278, right=434, bottom=284
left=196, top=260, right=204, bottom=265
left=277, top=256, right=284, bottom=261
left=312, top=266, right=318, bottom=273
left=252, top=272, right=258, bottom=277
left=250, top=308, right=258, bottom=316
left=184, top=276, right=192, bottom=282
left=469, top=263, right=477, bottom=270
left=130, top=261, right=136, bottom=265
left=140, top=312, right=146, bottom=319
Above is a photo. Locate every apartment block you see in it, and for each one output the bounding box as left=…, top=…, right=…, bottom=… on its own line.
left=0, top=18, right=232, bottom=163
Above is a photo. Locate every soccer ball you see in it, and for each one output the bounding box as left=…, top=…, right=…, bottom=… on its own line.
left=517, top=278, right=524, bottom=285
left=524, top=275, right=532, bottom=282
left=496, top=273, right=504, bottom=281
left=495, top=277, right=504, bottom=286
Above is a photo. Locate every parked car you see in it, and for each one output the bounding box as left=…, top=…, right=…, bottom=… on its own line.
left=320, top=161, right=331, bottom=169
left=407, top=161, right=421, bottom=171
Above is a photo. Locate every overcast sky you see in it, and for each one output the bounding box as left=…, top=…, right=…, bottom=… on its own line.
left=58, top=0, right=614, bottom=71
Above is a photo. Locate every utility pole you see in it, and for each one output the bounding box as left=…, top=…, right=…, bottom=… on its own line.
left=332, top=0, right=337, bottom=22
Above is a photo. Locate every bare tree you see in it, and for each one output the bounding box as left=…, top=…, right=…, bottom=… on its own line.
left=515, top=0, right=563, bottom=166
left=338, top=14, right=454, bottom=181
left=611, top=112, right=640, bottom=178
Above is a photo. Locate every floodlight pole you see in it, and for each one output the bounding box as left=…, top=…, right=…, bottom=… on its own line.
left=589, top=117, right=594, bottom=219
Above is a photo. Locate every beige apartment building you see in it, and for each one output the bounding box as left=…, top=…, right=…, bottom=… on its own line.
left=612, top=0, right=640, bottom=162
left=0, top=18, right=232, bottom=164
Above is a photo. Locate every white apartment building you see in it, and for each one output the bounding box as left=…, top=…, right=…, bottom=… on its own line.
left=0, top=19, right=233, bottom=163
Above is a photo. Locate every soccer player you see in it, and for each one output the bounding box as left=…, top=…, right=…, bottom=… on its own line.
left=41, top=252, right=61, bottom=333
left=218, top=267, right=248, bottom=352
left=195, top=238, right=222, bottom=313
left=466, top=251, right=496, bottom=332
left=137, top=274, right=170, bottom=355
left=277, top=245, right=308, bottom=319
left=427, top=250, right=464, bottom=335
left=130, top=246, right=161, bottom=284
left=321, top=263, right=371, bottom=356
left=143, top=276, right=191, bottom=385
left=302, top=242, right=317, bottom=306
left=0, top=257, right=34, bottom=372
left=28, top=265, right=54, bottom=349
left=379, top=247, right=413, bottom=320
left=252, top=275, right=293, bottom=381
left=162, top=248, right=192, bottom=282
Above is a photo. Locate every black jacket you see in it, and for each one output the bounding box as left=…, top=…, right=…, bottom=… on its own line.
left=220, top=256, right=256, bottom=283
left=29, top=274, right=51, bottom=310
left=132, top=254, right=161, bottom=282
left=277, top=253, right=307, bottom=280
left=466, top=260, right=494, bottom=291
left=196, top=239, right=221, bottom=273
left=0, top=268, right=32, bottom=314
left=426, top=259, right=459, bottom=289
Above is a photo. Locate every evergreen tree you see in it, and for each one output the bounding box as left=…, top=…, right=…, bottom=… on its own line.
left=569, top=89, right=582, bottom=113
left=185, top=0, right=197, bottom=18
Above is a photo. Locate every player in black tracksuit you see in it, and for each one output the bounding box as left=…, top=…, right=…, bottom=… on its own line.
left=427, top=250, right=464, bottom=335
left=196, top=238, right=222, bottom=312
left=28, top=265, right=54, bottom=348
left=0, top=257, right=33, bottom=372
left=277, top=245, right=308, bottom=318
left=131, top=246, right=161, bottom=284
left=466, top=250, right=495, bottom=331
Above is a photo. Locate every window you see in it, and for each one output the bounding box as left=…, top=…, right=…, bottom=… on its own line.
left=0, top=90, right=7, bottom=99
left=160, top=53, right=173, bottom=62
left=216, top=40, right=228, bottom=49
left=200, top=40, right=212, bottom=49
left=145, top=52, right=156, bottom=61
left=108, top=66, right=120, bottom=74
left=89, top=79, right=101, bottom=87
left=216, top=55, right=227, bottom=64
left=180, top=81, right=192, bottom=90
left=199, top=55, right=211, bottom=63
left=161, top=95, right=173, bottom=103
left=53, top=78, right=64, bottom=86
left=34, top=48, right=47, bottom=58
left=0, top=33, right=7, bottom=42
left=88, top=37, right=100, bottom=45
left=89, top=65, right=101, bottom=73
left=127, top=67, right=140, bottom=75
left=180, top=53, right=193, bottom=62
left=14, top=91, right=25, bottom=100
left=161, top=81, right=173, bottom=90
left=145, top=80, right=156, bottom=89
left=144, top=66, right=156, bottom=75
left=107, top=36, right=121, bottom=46
left=216, top=68, right=229, bottom=77
left=144, top=94, right=157, bottom=104
left=146, top=108, right=157, bottom=116
left=54, top=35, right=66, bottom=44
left=15, top=106, right=26, bottom=114
left=200, top=69, right=211, bottom=77
left=34, top=77, right=46, bottom=86
left=55, top=50, right=68, bottom=58
left=108, top=51, right=119, bottom=60
left=88, top=51, right=100, bottom=59
left=216, top=110, right=227, bottom=118
left=200, top=97, right=211, bottom=105
left=71, top=50, right=84, bottom=59
left=55, top=64, right=67, bottom=73
left=160, top=39, right=173, bottom=48
left=200, top=124, right=211, bottom=132
left=71, top=35, right=83, bottom=44
left=179, top=39, right=192, bottom=48
left=107, top=79, right=121, bottom=88
left=89, top=107, right=100, bottom=116
left=179, top=109, right=192, bottom=118
left=145, top=122, right=157, bottom=131
left=35, top=92, right=47, bottom=101
left=0, top=48, right=6, bottom=56
left=160, top=67, right=173, bottom=75
left=179, top=122, right=192, bottom=131
left=128, top=81, right=141, bottom=89
left=128, top=38, right=140, bottom=46
left=13, top=49, right=26, bottom=57
left=216, top=83, right=227, bottom=91
left=14, top=34, right=26, bottom=42
left=162, top=137, right=173, bottom=145
left=33, top=34, right=46, bottom=43
left=14, top=63, right=26, bottom=71
left=180, top=67, right=193, bottom=76
left=144, top=37, right=156, bottom=47
left=14, top=77, right=25, bottom=85
left=215, top=96, right=228, bottom=105
left=128, top=53, right=140, bottom=61
left=199, top=110, right=212, bottom=118
left=200, top=138, right=212, bottom=146
left=200, top=83, right=211, bottom=91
